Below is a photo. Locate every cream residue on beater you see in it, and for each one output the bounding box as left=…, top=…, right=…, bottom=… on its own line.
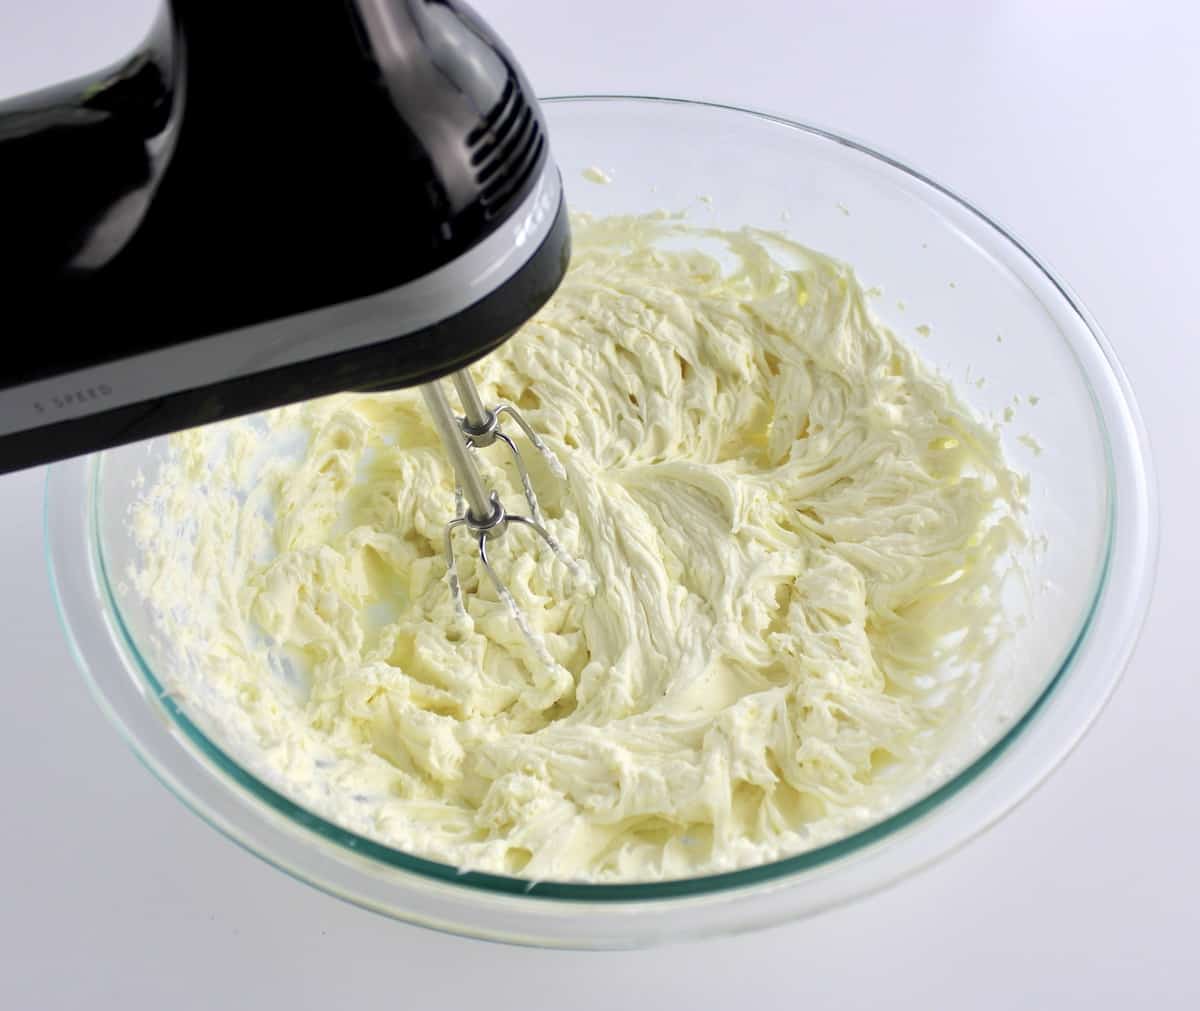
left=131, top=212, right=1027, bottom=882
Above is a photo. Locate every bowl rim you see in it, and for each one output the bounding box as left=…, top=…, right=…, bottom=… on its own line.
left=44, top=94, right=1158, bottom=935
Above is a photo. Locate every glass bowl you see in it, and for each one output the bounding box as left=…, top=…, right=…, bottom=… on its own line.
left=45, top=96, right=1156, bottom=949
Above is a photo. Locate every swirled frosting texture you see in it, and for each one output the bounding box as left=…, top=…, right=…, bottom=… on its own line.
left=132, top=213, right=1026, bottom=882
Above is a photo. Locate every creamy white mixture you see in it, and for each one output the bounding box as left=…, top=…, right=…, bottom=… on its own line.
left=131, top=213, right=1026, bottom=882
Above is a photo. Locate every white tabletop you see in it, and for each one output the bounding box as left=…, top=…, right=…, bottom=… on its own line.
left=2, top=2, right=1197, bottom=1007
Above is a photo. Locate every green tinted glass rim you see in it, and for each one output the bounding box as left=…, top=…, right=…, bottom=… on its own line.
left=87, top=95, right=1116, bottom=904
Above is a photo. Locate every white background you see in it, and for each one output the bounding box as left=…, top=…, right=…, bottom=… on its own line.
left=2, top=1, right=1197, bottom=1007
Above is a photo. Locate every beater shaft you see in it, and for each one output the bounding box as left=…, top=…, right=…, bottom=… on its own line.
left=451, top=370, right=492, bottom=435
left=420, top=380, right=495, bottom=525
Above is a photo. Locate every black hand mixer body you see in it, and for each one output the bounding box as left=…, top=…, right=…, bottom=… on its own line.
left=0, top=0, right=570, bottom=473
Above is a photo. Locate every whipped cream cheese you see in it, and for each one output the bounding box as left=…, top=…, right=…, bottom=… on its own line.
left=131, top=213, right=1026, bottom=882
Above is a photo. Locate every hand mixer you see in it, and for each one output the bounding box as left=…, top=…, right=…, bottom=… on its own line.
left=0, top=0, right=578, bottom=617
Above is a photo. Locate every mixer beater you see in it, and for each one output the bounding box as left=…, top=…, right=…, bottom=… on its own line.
left=421, top=368, right=589, bottom=653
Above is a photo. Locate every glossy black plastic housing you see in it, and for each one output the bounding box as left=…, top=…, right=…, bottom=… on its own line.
left=0, top=0, right=568, bottom=472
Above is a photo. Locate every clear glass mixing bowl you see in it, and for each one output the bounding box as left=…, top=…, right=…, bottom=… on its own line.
left=45, top=97, right=1156, bottom=949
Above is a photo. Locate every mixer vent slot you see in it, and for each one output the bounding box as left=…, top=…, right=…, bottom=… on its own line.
left=468, top=75, right=544, bottom=220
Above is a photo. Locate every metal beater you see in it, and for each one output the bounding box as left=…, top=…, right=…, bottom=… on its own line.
left=421, top=368, right=587, bottom=651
